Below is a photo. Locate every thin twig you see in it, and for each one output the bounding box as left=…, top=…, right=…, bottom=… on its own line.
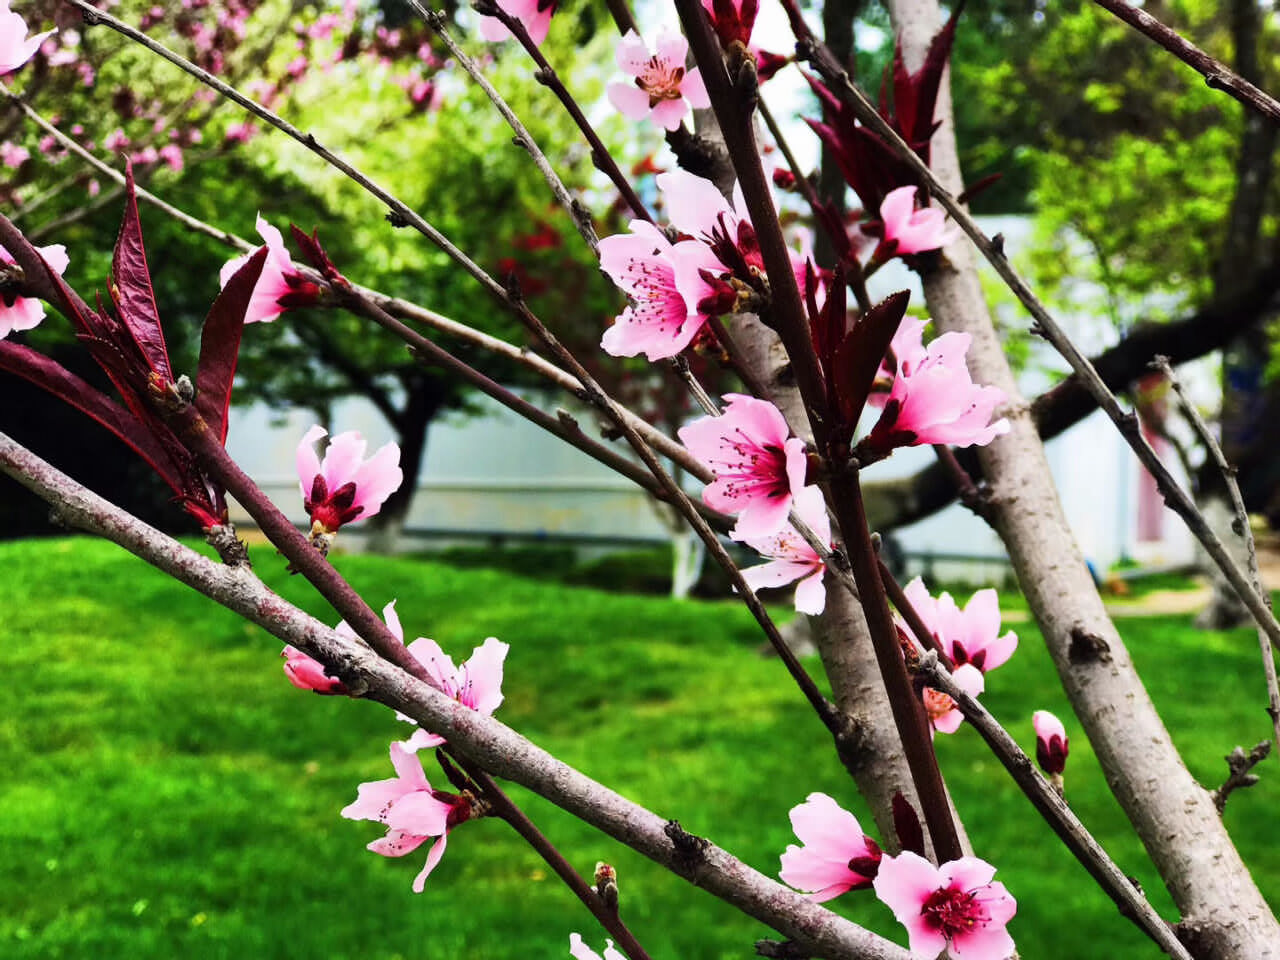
left=410, top=3, right=599, bottom=252
left=798, top=37, right=1280, bottom=658
left=67, top=0, right=512, bottom=304
left=756, top=97, right=872, bottom=314
left=478, top=0, right=653, bottom=224
left=470, top=766, right=654, bottom=960
left=1152, top=356, right=1280, bottom=749
left=915, top=652, right=1195, bottom=960
left=1211, top=741, right=1271, bottom=813
left=1090, top=0, right=1280, bottom=124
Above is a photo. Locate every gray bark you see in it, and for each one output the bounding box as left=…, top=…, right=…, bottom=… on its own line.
left=887, top=0, right=1280, bottom=953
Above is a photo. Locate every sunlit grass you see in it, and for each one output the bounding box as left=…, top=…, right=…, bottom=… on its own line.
left=1, top=537, right=1275, bottom=958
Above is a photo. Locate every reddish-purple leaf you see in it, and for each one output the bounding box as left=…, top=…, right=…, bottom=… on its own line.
left=893, top=2, right=963, bottom=150
left=196, top=246, right=268, bottom=445
left=831, top=290, right=910, bottom=432
left=289, top=224, right=347, bottom=288
left=0, top=341, right=186, bottom=489
left=892, top=792, right=926, bottom=857
left=110, top=163, right=172, bottom=381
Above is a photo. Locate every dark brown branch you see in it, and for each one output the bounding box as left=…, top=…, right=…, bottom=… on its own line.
left=1090, top=0, right=1280, bottom=124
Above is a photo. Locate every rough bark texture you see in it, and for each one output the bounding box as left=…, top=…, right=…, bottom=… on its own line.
left=732, top=313, right=969, bottom=857
left=888, top=0, right=1280, bottom=954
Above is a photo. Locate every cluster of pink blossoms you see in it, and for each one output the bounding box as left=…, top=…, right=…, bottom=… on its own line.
left=282, top=602, right=508, bottom=892
left=780, top=793, right=1017, bottom=959
left=898, top=577, right=1018, bottom=736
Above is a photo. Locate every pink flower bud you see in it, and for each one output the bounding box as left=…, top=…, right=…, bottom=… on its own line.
left=280, top=645, right=348, bottom=695
left=1033, top=710, right=1069, bottom=777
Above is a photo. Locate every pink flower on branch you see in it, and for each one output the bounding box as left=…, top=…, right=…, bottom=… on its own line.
left=341, top=742, right=478, bottom=893
left=922, top=663, right=984, bottom=737
left=874, top=851, right=1017, bottom=960
left=296, top=425, right=403, bottom=539
left=0, top=242, right=68, bottom=339
left=280, top=645, right=348, bottom=695
left=478, top=0, right=556, bottom=47
left=678, top=394, right=809, bottom=539
left=859, top=323, right=1009, bottom=461
left=1033, top=710, right=1069, bottom=778
left=779, top=792, right=882, bottom=901
left=607, top=29, right=710, bottom=132
left=598, top=219, right=725, bottom=361
left=872, top=185, right=959, bottom=260
left=0, top=1, right=54, bottom=75
left=738, top=485, right=831, bottom=615
left=900, top=577, right=1018, bottom=674
left=218, top=215, right=321, bottom=325
left=397, top=635, right=509, bottom=753
left=569, top=933, right=626, bottom=960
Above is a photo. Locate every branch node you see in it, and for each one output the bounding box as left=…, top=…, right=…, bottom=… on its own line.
left=664, top=819, right=710, bottom=872
left=1068, top=626, right=1112, bottom=664
left=1212, top=740, right=1270, bottom=813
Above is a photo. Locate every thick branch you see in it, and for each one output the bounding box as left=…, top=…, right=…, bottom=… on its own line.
left=0, top=430, right=911, bottom=960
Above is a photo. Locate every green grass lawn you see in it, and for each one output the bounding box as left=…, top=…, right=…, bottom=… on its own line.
left=1, top=537, right=1276, bottom=959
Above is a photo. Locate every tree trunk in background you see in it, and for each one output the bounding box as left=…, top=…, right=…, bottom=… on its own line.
left=365, top=374, right=445, bottom=555
left=1200, top=0, right=1278, bottom=628
left=889, top=0, right=1280, bottom=952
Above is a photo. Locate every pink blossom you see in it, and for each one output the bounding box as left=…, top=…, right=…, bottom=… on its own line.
left=218, top=215, right=317, bottom=325
left=224, top=121, right=256, bottom=144
left=738, top=485, right=830, bottom=615
left=0, top=141, right=28, bottom=168
left=607, top=29, right=710, bottom=132
left=341, top=742, right=475, bottom=893
left=479, top=0, right=556, bottom=47
left=598, top=219, right=725, bottom=361
left=397, top=635, right=509, bottom=753
left=678, top=394, right=808, bottom=539
left=157, top=143, right=184, bottom=172
left=103, top=128, right=130, bottom=152
left=281, top=645, right=348, bottom=695
left=900, top=578, right=1018, bottom=674
left=296, top=424, right=403, bottom=536
left=1033, top=710, right=1069, bottom=777
left=922, top=663, right=984, bottom=736
left=0, top=1, right=55, bottom=75
left=569, top=934, right=626, bottom=960
left=779, top=792, right=882, bottom=901
left=861, top=324, right=1009, bottom=457
left=874, top=851, right=1017, bottom=960
left=0, top=241, right=69, bottom=340
left=874, top=185, right=959, bottom=258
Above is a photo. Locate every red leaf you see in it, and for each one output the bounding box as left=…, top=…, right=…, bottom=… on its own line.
left=892, top=792, right=926, bottom=857
left=289, top=224, right=347, bottom=288
left=831, top=290, right=910, bottom=431
left=196, top=246, right=268, bottom=445
left=110, top=163, right=172, bottom=381
left=893, top=2, right=963, bottom=150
